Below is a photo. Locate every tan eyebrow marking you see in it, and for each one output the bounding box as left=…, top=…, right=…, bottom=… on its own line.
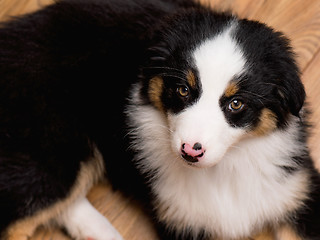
left=224, top=81, right=239, bottom=98
left=148, top=76, right=164, bottom=111
left=186, top=70, right=196, bottom=88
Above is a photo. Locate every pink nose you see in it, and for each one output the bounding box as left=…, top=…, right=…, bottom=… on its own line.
left=181, top=142, right=205, bottom=163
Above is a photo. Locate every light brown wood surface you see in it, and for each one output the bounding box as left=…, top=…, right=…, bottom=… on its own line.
left=0, top=0, right=320, bottom=239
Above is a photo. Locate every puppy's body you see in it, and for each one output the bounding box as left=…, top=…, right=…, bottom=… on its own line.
left=0, top=0, right=320, bottom=239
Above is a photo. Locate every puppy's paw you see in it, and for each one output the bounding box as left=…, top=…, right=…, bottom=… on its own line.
left=58, top=197, right=123, bottom=240
left=81, top=218, right=123, bottom=240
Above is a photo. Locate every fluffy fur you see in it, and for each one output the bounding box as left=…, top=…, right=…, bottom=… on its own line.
left=0, top=0, right=320, bottom=239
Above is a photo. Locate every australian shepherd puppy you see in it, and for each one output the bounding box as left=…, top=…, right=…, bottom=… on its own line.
left=0, top=0, right=319, bottom=239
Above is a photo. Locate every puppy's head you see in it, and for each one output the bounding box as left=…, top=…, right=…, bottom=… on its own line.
left=141, top=11, right=305, bottom=168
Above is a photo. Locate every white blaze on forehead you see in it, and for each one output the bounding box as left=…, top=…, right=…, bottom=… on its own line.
left=169, top=24, right=247, bottom=167
left=193, top=25, right=246, bottom=98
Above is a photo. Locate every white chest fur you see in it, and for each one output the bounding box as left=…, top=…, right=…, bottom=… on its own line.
left=127, top=99, right=310, bottom=239
left=152, top=143, right=309, bottom=239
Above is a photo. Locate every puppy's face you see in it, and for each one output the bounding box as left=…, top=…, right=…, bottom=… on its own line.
left=142, top=13, right=305, bottom=168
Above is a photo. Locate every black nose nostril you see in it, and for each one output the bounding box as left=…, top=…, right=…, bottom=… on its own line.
left=193, top=142, right=202, bottom=151
left=180, top=142, right=205, bottom=164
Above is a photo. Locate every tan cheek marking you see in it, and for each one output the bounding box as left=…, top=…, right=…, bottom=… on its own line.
left=5, top=147, right=105, bottom=240
left=224, top=81, right=239, bottom=98
left=148, top=76, right=164, bottom=111
left=275, top=225, right=302, bottom=240
left=187, top=70, right=196, bottom=88
left=252, top=108, right=277, bottom=136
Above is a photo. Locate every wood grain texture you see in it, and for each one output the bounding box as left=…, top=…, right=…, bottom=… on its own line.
left=0, top=0, right=53, bottom=21
left=0, top=0, right=320, bottom=239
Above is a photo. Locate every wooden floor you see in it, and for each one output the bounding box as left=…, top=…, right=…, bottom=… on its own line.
left=1, top=0, right=320, bottom=239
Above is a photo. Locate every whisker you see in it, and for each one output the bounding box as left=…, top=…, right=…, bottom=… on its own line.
left=239, top=90, right=268, bottom=106
left=228, top=145, right=247, bottom=155
left=240, top=90, right=267, bottom=100
left=126, top=123, right=173, bottom=137
left=150, top=123, right=173, bottom=133
left=157, top=73, right=187, bottom=82
left=143, top=66, right=187, bottom=75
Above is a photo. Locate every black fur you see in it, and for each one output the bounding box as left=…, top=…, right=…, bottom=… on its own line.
left=0, top=0, right=319, bottom=239
left=0, top=0, right=181, bottom=232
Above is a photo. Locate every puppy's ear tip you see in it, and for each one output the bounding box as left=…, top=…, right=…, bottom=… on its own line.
left=277, top=73, right=306, bottom=117
left=288, top=85, right=306, bottom=117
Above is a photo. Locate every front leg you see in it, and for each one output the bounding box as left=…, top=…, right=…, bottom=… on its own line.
left=58, top=197, right=123, bottom=240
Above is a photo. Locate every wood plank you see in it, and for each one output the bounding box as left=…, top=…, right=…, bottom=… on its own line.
left=0, top=0, right=319, bottom=239
left=201, top=0, right=265, bottom=18
left=251, top=0, right=320, bottom=71
left=0, top=0, right=53, bottom=21
left=87, top=184, right=158, bottom=240
left=301, top=49, right=320, bottom=169
left=1, top=0, right=320, bottom=70
left=31, top=183, right=159, bottom=240
left=202, top=0, right=320, bottom=72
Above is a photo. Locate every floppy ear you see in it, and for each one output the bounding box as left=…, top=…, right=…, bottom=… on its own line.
left=277, top=32, right=306, bottom=117
left=278, top=72, right=306, bottom=117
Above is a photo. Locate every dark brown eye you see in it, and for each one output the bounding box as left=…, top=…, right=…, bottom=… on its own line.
left=177, top=86, right=189, bottom=97
left=229, top=99, right=244, bottom=112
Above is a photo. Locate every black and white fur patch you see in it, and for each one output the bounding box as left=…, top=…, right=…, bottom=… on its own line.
left=0, top=0, right=319, bottom=239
